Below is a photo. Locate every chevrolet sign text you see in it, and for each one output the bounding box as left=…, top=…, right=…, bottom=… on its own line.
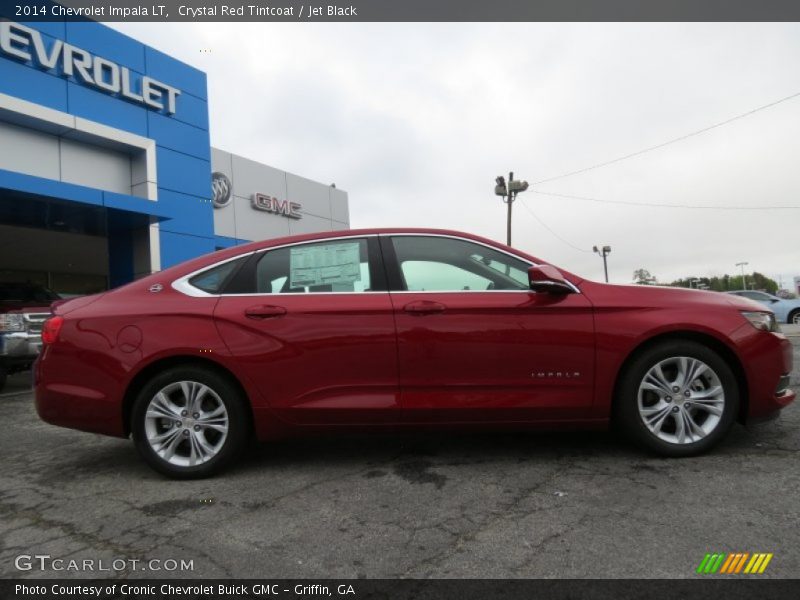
left=0, top=21, right=181, bottom=114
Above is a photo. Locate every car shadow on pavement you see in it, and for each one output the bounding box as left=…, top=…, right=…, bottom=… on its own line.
left=25, top=406, right=797, bottom=482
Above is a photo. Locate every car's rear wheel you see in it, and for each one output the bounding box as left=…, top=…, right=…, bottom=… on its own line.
left=131, top=366, right=249, bottom=478
left=789, top=310, right=800, bottom=325
left=616, top=340, right=739, bottom=457
left=0, top=366, right=7, bottom=393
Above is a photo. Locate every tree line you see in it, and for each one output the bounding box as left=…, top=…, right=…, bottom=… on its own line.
left=632, top=268, right=780, bottom=293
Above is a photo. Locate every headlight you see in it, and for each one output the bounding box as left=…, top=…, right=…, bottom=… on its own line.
left=0, top=314, right=25, bottom=332
left=741, top=311, right=780, bottom=333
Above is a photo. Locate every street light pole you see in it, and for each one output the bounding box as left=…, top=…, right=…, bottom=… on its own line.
left=593, top=245, right=611, bottom=282
left=494, top=172, right=529, bottom=247
left=506, top=171, right=513, bottom=247
left=735, top=261, right=749, bottom=291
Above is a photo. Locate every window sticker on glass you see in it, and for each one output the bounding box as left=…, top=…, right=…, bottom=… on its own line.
left=289, top=242, right=362, bottom=288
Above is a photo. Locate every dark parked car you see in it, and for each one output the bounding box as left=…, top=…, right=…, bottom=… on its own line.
left=0, top=282, right=58, bottom=392
left=35, top=229, right=795, bottom=478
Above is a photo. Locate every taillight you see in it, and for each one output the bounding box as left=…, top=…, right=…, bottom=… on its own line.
left=41, top=316, right=64, bottom=345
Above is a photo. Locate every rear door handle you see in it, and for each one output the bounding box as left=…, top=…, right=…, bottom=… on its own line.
left=403, top=300, right=446, bottom=315
left=244, top=305, right=287, bottom=319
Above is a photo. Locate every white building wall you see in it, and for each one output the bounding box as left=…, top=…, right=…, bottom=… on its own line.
left=0, top=120, right=134, bottom=196
left=211, top=147, right=349, bottom=243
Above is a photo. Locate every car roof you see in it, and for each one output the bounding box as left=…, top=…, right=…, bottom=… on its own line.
left=191, top=228, right=546, bottom=270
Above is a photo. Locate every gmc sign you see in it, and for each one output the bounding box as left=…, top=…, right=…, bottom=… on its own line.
left=251, top=193, right=302, bottom=219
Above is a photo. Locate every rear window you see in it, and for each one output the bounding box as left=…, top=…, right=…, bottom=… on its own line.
left=188, top=257, right=246, bottom=294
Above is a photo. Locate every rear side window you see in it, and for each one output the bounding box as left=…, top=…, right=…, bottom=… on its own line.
left=256, top=238, right=372, bottom=294
left=189, top=257, right=246, bottom=294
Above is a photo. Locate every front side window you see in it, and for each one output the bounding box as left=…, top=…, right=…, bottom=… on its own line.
left=390, top=236, right=530, bottom=292
left=256, top=238, right=372, bottom=294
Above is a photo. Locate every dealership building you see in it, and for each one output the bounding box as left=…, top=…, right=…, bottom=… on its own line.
left=0, top=19, right=349, bottom=296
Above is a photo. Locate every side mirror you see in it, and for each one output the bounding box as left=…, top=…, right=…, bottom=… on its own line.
left=528, top=265, right=574, bottom=294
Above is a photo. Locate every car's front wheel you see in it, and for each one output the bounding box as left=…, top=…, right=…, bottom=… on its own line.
left=616, top=340, right=739, bottom=457
left=131, top=366, right=249, bottom=478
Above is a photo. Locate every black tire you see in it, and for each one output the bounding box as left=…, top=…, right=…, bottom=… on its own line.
left=0, top=366, right=7, bottom=393
left=131, top=365, right=249, bottom=479
left=615, top=340, right=739, bottom=457
left=788, top=309, right=800, bottom=326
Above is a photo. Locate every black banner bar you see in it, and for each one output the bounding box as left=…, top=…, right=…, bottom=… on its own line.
left=4, top=0, right=800, bottom=22
left=3, top=580, right=800, bottom=600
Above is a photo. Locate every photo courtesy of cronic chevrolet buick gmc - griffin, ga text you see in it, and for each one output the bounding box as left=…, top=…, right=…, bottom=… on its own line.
left=34, top=229, right=795, bottom=478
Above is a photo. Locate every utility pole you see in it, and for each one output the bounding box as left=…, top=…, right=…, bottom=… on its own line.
left=593, top=245, right=611, bottom=282
left=494, top=172, right=529, bottom=247
left=735, top=261, right=749, bottom=291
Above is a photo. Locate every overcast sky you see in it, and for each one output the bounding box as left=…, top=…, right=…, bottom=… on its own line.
left=112, top=22, right=800, bottom=287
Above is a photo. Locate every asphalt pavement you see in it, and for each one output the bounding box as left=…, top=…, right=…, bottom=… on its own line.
left=1, top=332, right=798, bottom=579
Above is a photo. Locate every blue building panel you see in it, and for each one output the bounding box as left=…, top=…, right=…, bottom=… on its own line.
left=156, top=188, right=215, bottom=237
left=159, top=231, right=216, bottom=269
left=148, top=113, right=211, bottom=161
left=66, top=81, right=149, bottom=136
left=2, top=18, right=217, bottom=286
left=156, top=148, right=212, bottom=200
left=0, top=169, right=104, bottom=207
left=102, top=191, right=173, bottom=219
left=0, top=57, right=69, bottom=112
left=214, top=235, right=252, bottom=249
left=168, top=91, right=210, bottom=130
left=144, top=46, right=208, bottom=101
left=65, top=22, right=147, bottom=74
left=17, top=21, right=66, bottom=40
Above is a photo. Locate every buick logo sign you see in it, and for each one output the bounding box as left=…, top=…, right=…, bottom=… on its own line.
left=211, top=172, right=232, bottom=209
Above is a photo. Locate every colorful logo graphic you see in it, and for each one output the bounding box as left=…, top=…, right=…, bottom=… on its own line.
left=697, top=552, right=773, bottom=574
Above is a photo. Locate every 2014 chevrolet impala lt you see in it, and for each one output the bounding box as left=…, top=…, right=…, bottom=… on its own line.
left=35, top=229, right=795, bottom=478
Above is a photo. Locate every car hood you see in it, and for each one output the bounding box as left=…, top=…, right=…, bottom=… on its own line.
left=579, top=280, right=773, bottom=313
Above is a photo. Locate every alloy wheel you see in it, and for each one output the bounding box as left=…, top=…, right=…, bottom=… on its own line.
left=637, top=356, right=725, bottom=445
left=143, top=381, right=229, bottom=467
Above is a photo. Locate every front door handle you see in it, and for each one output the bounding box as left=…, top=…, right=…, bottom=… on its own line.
left=244, top=305, right=287, bottom=319
left=403, top=300, right=446, bottom=315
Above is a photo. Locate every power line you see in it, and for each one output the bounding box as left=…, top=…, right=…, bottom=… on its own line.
left=532, top=190, right=800, bottom=210
left=517, top=198, right=592, bottom=253
left=533, top=90, right=800, bottom=186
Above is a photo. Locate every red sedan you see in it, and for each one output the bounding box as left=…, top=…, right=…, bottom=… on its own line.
left=35, top=229, right=795, bottom=478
